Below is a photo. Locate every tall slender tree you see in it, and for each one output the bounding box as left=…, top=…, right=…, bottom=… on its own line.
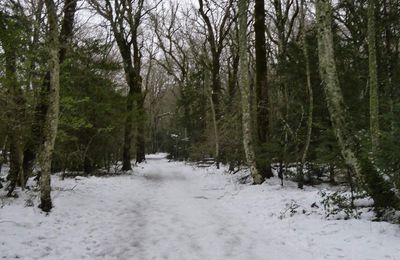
left=239, top=0, right=263, bottom=184
left=39, top=0, right=60, bottom=212
left=0, top=10, right=26, bottom=196
left=90, top=0, right=150, bottom=169
left=298, top=0, right=313, bottom=188
left=368, top=0, right=379, bottom=153
left=198, top=0, right=234, bottom=167
left=268, top=0, right=299, bottom=173
left=254, top=0, right=273, bottom=179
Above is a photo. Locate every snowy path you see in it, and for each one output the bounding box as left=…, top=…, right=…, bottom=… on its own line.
left=1, top=154, right=400, bottom=260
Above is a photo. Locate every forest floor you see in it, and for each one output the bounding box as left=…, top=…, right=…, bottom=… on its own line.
left=1, top=154, right=400, bottom=260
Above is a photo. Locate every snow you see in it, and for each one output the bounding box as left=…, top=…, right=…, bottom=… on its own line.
left=1, top=153, right=400, bottom=260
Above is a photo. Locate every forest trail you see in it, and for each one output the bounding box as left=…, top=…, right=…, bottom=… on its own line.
left=1, top=154, right=400, bottom=260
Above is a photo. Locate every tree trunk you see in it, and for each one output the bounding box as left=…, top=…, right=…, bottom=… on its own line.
left=239, top=0, right=263, bottom=184
left=117, top=18, right=145, bottom=169
left=117, top=36, right=140, bottom=171
left=254, top=0, right=273, bottom=179
left=298, top=0, right=313, bottom=189
left=211, top=59, right=221, bottom=169
left=211, top=57, right=222, bottom=120
left=0, top=136, right=7, bottom=174
left=1, top=32, right=25, bottom=194
left=89, top=0, right=146, bottom=170
left=316, top=0, right=400, bottom=210
left=83, top=155, right=93, bottom=175
left=7, top=135, right=24, bottom=196
left=136, top=95, right=146, bottom=163
left=59, top=0, right=78, bottom=62
left=368, top=0, right=379, bottom=153
left=22, top=0, right=44, bottom=180
left=39, top=0, right=60, bottom=212
left=382, top=0, right=395, bottom=132
left=198, top=0, right=233, bottom=166
left=209, top=95, right=220, bottom=169
left=23, top=0, right=77, bottom=178
left=227, top=46, right=239, bottom=102
left=122, top=78, right=134, bottom=171
left=133, top=33, right=145, bottom=164
left=205, top=70, right=220, bottom=168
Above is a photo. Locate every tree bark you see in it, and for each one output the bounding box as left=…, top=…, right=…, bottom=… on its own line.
left=368, top=0, right=379, bottom=153
left=316, top=0, right=400, bottom=209
left=118, top=36, right=144, bottom=169
left=39, top=0, right=60, bottom=212
left=205, top=70, right=220, bottom=168
left=135, top=95, right=146, bottom=163
left=7, top=135, right=24, bottom=196
left=227, top=45, right=239, bottom=102
left=254, top=0, right=273, bottom=179
left=382, top=0, right=395, bottom=132
left=122, top=64, right=135, bottom=170
left=239, top=0, right=263, bottom=184
left=132, top=25, right=145, bottom=164
left=298, top=0, right=313, bottom=189
left=209, top=92, right=220, bottom=169
left=0, top=136, right=7, bottom=174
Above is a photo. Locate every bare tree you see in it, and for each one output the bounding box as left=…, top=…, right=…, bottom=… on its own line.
left=90, top=0, right=159, bottom=169
left=152, top=2, right=189, bottom=87
left=197, top=0, right=234, bottom=167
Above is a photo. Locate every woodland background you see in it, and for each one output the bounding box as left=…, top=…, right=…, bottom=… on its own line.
left=0, top=0, right=400, bottom=215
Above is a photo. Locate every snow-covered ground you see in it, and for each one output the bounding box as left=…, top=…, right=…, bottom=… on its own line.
left=1, top=154, right=400, bottom=260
